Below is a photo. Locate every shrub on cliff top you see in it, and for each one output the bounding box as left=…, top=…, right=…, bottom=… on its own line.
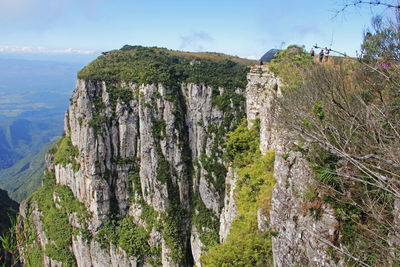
left=268, top=45, right=313, bottom=91
left=78, top=45, right=252, bottom=91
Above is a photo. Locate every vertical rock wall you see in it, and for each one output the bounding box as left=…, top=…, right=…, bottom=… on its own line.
left=21, top=77, right=245, bottom=266
left=246, top=65, right=340, bottom=266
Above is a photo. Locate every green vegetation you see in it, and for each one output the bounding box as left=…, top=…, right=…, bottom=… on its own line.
left=192, top=195, right=219, bottom=248
left=156, top=155, right=169, bottom=184
left=117, top=156, right=133, bottom=166
left=161, top=204, right=186, bottom=263
left=158, top=157, right=190, bottom=265
left=225, top=118, right=260, bottom=168
left=269, top=45, right=313, bottom=91
left=1, top=209, right=44, bottom=266
left=139, top=201, right=159, bottom=232
left=152, top=118, right=166, bottom=140
left=24, top=241, right=44, bottom=267
left=51, top=135, right=80, bottom=172
left=88, top=115, right=106, bottom=135
left=26, top=170, right=90, bottom=266
left=94, top=215, right=161, bottom=265
left=108, top=85, right=135, bottom=108
left=78, top=46, right=253, bottom=90
left=201, top=119, right=275, bottom=266
left=117, top=216, right=152, bottom=259
left=128, top=164, right=141, bottom=197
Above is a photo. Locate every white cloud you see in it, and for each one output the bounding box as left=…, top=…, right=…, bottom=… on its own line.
left=0, top=45, right=96, bottom=55
left=180, top=31, right=215, bottom=52
left=245, top=55, right=258, bottom=60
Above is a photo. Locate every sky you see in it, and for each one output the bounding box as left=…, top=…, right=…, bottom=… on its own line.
left=0, top=0, right=395, bottom=63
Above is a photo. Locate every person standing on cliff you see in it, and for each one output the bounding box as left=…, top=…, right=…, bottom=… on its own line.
left=310, top=47, right=315, bottom=58
left=319, top=49, right=324, bottom=62
left=324, top=47, right=330, bottom=62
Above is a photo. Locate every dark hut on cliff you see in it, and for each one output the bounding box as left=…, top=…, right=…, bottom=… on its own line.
left=259, top=49, right=280, bottom=64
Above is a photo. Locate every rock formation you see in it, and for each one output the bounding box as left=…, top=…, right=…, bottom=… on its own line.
left=247, top=65, right=341, bottom=266
left=18, top=47, right=364, bottom=266
left=18, top=46, right=249, bottom=266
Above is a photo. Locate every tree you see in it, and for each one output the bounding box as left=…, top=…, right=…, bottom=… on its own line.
left=273, top=5, right=400, bottom=265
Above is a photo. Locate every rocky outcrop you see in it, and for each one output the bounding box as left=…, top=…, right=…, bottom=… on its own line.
left=19, top=68, right=245, bottom=266
left=246, top=65, right=340, bottom=266
left=183, top=83, right=227, bottom=216
left=218, top=166, right=237, bottom=243
left=271, top=134, right=339, bottom=266
left=71, top=233, right=140, bottom=267
left=246, top=65, right=281, bottom=153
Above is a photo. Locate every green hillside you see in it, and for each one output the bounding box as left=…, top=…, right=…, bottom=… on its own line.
left=0, top=139, right=57, bottom=202
left=78, top=45, right=255, bottom=87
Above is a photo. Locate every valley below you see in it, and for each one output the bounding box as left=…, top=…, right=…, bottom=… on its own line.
left=0, top=58, right=86, bottom=201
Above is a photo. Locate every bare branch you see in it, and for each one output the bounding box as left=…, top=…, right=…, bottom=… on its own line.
left=314, top=236, right=372, bottom=267
left=334, top=0, right=400, bottom=19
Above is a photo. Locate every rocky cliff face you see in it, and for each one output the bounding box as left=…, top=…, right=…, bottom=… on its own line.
left=246, top=65, right=340, bottom=266
left=18, top=47, right=347, bottom=267
left=18, top=46, right=250, bottom=267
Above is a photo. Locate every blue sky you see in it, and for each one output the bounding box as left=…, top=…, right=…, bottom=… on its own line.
left=0, top=0, right=394, bottom=62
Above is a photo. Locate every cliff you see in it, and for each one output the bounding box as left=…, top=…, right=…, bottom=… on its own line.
left=17, top=46, right=398, bottom=266
left=246, top=65, right=338, bottom=266
left=18, top=46, right=253, bottom=266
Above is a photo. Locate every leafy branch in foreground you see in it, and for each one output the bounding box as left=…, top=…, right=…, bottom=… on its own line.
left=1, top=209, right=44, bottom=266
